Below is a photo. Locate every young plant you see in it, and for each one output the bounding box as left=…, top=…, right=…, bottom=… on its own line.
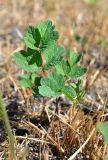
left=13, top=20, right=87, bottom=102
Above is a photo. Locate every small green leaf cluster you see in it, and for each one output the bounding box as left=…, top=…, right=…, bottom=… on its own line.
left=13, top=20, right=87, bottom=102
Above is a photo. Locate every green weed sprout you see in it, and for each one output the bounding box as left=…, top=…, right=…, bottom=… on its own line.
left=13, top=20, right=87, bottom=102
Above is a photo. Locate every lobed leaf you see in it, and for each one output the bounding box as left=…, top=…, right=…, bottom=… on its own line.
left=68, top=50, right=82, bottom=66
left=37, top=20, right=59, bottom=49
left=61, top=86, right=77, bottom=100
left=39, top=85, right=59, bottom=97
left=68, top=65, right=87, bottom=78
left=39, top=72, right=65, bottom=97
left=27, top=48, right=42, bottom=67
left=44, top=41, right=64, bottom=69
left=56, top=60, right=71, bottom=76
left=13, top=50, right=40, bottom=72
left=24, top=26, right=40, bottom=49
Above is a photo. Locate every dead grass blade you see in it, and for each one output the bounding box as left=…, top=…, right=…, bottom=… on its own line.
left=68, top=128, right=95, bottom=160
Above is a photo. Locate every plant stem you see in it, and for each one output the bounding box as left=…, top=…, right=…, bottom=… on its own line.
left=0, top=93, right=16, bottom=160
left=55, top=98, right=59, bottom=115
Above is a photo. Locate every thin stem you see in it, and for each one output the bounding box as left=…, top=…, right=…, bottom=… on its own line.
left=0, top=93, right=16, bottom=160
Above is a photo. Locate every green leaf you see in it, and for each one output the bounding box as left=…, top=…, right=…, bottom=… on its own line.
left=19, top=73, right=32, bottom=88
left=41, top=72, right=65, bottom=92
left=19, top=73, right=41, bottom=89
left=71, top=80, right=85, bottom=101
left=39, top=72, right=65, bottom=97
left=77, top=89, right=85, bottom=101
left=32, top=77, right=41, bottom=97
left=75, top=79, right=83, bottom=92
left=13, top=50, right=39, bottom=72
left=30, top=74, right=37, bottom=84
left=39, top=85, right=58, bottom=97
left=56, top=60, right=71, bottom=76
left=24, top=26, right=40, bottom=49
left=68, top=65, right=87, bottom=78
left=19, top=79, right=31, bottom=88
left=61, top=86, right=77, bottom=100
left=105, top=154, right=108, bottom=160
left=44, top=41, right=64, bottom=69
left=27, top=48, right=42, bottom=67
left=97, top=122, right=108, bottom=144
left=68, top=50, right=82, bottom=66
left=37, top=20, right=59, bottom=49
